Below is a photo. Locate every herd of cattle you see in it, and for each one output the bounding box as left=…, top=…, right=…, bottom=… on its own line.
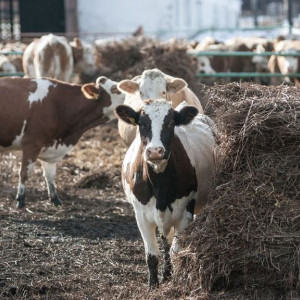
left=0, top=33, right=298, bottom=288
left=190, top=35, right=300, bottom=85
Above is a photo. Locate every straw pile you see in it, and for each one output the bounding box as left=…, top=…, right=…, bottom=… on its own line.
left=80, top=37, right=198, bottom=87
left=166, top=83, right=300, bottom=299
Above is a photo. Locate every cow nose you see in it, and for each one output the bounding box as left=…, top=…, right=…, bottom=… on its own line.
left=146, top=147, right=165, bottom=160
left=287, top=66, right=295, bottom=73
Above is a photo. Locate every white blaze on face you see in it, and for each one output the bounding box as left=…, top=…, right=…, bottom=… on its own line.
left=139, top=69, right=167, bottom=100
left=97, top=77, right=125, bottom=120
left=282, top=51, right=298, bottom=74
left=28, top=79, right=55, bottom=107
left=197, top=56, right=216, bottom=74
left=143, top=100, right=171, bottom=161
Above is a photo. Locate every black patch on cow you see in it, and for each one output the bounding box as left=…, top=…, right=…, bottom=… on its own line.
left=161, top=235, right=171, bottom=281
left=138, top=112, right=152, bottom=146
left=146, top=253, right=159, bottom=288
left=160, top=110, right=175, bottom=159
left=186, top=199, right=196, bottom=216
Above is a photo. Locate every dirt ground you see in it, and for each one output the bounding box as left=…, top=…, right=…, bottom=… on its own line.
left=0, top=121, right=153, bottom=299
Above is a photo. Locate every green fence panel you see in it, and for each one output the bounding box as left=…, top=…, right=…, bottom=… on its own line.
left=188, top=51, right=300, bottom=57
left=196, top=72, right=300, bottom=78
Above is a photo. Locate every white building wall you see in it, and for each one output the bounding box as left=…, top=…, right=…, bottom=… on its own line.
left=76, top=0, right=241, bottom=40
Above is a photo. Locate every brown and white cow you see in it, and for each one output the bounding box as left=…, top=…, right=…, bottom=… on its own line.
left=117, top=68, right=204, bottom=146
left=115, top=100, right=217, bottom=287
left=268, top=39, right=300, bottom=85
left=22, top=34, right=96, bottom=82
left=0, top=76, right=124, bottom=208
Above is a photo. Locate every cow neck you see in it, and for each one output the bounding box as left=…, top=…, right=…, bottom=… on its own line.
left=129, top=135, right=198, bottom=211
left=57, top=84, right=111, bottom=146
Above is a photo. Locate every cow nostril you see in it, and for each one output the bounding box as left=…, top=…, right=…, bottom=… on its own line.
left=147, top=148, right=152, bottom=157
left=158, top=148, right=164, bottom=155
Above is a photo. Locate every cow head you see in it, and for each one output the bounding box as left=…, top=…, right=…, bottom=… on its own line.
left=277, top=48, right=299, bottom=75
left=117, top=68, right=187, bottom=101
left=70, top=37, right=97, bottom=76
left=196, top=56, right=216, bottom=74
left=115, top=99, right=198, bottom=172
left=81, top=76, right=125, bottom=120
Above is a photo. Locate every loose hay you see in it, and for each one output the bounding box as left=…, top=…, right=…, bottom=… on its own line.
left=167, top=83, right=300, bottom=299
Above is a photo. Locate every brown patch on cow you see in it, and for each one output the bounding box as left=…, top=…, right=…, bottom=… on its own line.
left=0, top=77, right=112, bottom=150
left=40, top=41, right=70, bottom=76
left=0, top=78, right=37, bottom=147
left=110, top=85, right=121, bottom=95
left=99, top=77, right=107, bottom=84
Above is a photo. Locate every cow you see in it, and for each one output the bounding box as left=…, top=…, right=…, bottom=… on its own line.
left=0, top=76, right=124, bottom=208
left=115, top=99, right=217, bottom=288
left=268, top=39, right=300, bottom=85
left=116, top=68, right=204, bottom=146
left=0, top=55, right=17, bottom=74
left=22, top=34, right=96, bottom=82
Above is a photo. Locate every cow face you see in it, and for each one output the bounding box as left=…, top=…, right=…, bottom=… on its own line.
left=81, top=76, right=125, bottom=119
left=278, top=48, right=299, bottom=74
left=71, top=37, right=97, bottom=76
left=115, top=99, right=198, bottom=172
left=196, top=56, right=216, bottom=74
left=117, top=68, right=187, bottom=100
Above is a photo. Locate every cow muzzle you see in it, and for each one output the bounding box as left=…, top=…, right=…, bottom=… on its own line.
left=146, top=147, right=165, bottom=161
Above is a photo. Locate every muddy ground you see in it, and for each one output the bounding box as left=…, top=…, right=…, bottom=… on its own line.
left=0, top=121, right=154, bottom=299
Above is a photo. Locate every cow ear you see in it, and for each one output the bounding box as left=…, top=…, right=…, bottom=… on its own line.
left=117, top=80, right=139, bottom=94
left=115, top=105, right=139, bottom=126
left=81, top=83, right=99, bottom=100
left=174, top=106, right=198, bottom=126
left=167, top=78, right=187, bottom=93
left=131, top=75, right=141, bottom=82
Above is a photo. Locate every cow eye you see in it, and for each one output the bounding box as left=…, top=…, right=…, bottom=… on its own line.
left=162, top=91, right=166, bottom=95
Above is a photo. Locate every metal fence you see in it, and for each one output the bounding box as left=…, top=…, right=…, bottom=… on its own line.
left=188, top=50, right=300, bottom=78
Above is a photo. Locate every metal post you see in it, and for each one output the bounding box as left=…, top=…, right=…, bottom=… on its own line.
left=288, top=0, right=293, bottom=35
left=251, top=0, right=258, bottom=27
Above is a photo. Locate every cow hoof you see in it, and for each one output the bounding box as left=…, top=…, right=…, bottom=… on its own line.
left=51, top=196, right=62, bottom=206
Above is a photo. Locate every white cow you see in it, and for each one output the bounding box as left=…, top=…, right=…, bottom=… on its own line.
left=117, top=68, right=204, bottom=146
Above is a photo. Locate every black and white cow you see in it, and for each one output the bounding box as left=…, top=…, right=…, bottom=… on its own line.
left=115, top=99, right=217, bottom=287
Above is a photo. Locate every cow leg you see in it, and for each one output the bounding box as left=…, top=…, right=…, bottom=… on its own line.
left=171, top=199, right=195, bottom=255
left=16, top=152, right=38, bottom=208
left=41, top=161, right=62, bottom=206
left=161, top=234, right=172, bottom=282
left=135, top=211, right=159, bottom=288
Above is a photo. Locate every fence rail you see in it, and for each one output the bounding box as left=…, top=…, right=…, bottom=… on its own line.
left=188, top=51, right=300, bottom=57
left=188, top=50, right=300, bottom=78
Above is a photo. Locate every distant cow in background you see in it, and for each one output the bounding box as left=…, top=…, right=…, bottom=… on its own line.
left=268, top=39, right=300, bottom=85
left=22, top=34, right=96, bottom=82
left=117, top=68, right=204, bottom=146
left=0, top=76, right=124, bottom=208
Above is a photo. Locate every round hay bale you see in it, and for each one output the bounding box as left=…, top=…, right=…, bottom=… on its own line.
left=167, top=83, right=300, bottom=299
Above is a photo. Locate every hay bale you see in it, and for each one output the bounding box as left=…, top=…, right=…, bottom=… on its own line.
left=168, top=83, right=300, bottom=299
